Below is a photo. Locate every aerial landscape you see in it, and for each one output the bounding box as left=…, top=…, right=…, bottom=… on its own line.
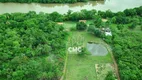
left=0, top=0, right=142, bottom=80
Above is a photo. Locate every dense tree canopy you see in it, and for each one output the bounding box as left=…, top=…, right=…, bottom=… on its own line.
left=104, top=7, right=142, bottom=80
left=111, top=30, right=142, bottom=80
left=0, top=12, right=68, bottom=80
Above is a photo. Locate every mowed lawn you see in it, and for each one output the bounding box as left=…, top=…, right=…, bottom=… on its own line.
left=64, top=30, right=113, bottom=80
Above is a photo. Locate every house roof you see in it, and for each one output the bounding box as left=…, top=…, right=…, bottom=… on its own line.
left=79, top=20, right=86, bottom=23
left=57, top=22, right=64, bottom=25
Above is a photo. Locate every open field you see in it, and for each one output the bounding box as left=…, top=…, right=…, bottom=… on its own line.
left=63, top=20, right=93, bottom=29
left=64, top=30, right=114, bottom=80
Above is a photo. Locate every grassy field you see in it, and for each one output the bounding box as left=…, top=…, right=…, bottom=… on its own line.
left=61, top=20, right=116, bottom=80
left=63, top=20, right=93, bottom=29
left=64, top=30, right=114, bottom=80
left=62, top=20, right=141, bottom=80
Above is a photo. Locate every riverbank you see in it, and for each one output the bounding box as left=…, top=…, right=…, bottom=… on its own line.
left=0, top=0, right=142, bottom=14
left=0, top=0, right=101, bottom=3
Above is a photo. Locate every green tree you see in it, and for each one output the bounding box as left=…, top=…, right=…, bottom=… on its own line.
left=78, top=47, right=88, bottom=56
left=105, top=71, right=116, bottom=80
left=114, top=16, right=130, bottom=24
left=117, top=24, right=124, bottom=30
left=50, top=12, right=64, bottom=21
left=124, top=9, right=137, bottom=16
left=134, top=6, right=142, bottom=16
left=129, top=22, right=136, bottom=29
left=87, top=24, right=95, bottom=33
left=94, top=28, right=102, bottom=37
left=76, top=22, right=87, bottom=30
left=94, top=17, right=102, bottom=28
left=104, top=10, right=114, bottom=18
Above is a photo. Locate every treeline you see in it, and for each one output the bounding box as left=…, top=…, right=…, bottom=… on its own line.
left=101, top=7, right=142, bottom=80
left=66, top=6, right=142, bottom=21
left=39, top=6, right=142, bottom=22
left=0, top=12, right=68, bottom=80
left=110, top=29, right=142, bottom=80
left=0, top=0, right=89, bottom=3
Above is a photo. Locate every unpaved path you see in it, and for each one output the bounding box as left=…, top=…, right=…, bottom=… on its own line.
left=102, top=42, right=120, bottom=80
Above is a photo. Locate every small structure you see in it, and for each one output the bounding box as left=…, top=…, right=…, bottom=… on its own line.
left=6, top=21, right=10, bottom=25
left=104, top=28, right=112, bottom=36
left=101, top=27, right=112, bottom=36
left=102, top=19, right=108, bottom=22
left=101, top=28, right=105, bottom=31
left=57, top=22, right=64, bottom=25
left=79, top=20, right=86, bottom=23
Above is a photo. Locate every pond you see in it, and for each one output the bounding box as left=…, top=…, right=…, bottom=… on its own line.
left=0, top=0, right=142, bottom=14
left=86, top=43, right=108, bottom=56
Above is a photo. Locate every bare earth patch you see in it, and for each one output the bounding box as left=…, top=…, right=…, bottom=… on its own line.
left=95, top=63, right=117, bottom=80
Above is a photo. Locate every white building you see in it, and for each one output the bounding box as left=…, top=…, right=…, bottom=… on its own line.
left=101, top=28, right=112, bottom=36
left=105, top=28, right=112, bottom=36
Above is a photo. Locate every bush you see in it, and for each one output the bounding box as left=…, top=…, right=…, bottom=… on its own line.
left=94, top=28, right=102, bottom=37
left=87, top=24, right=95, bottom=33
left=104, top=36, right=112, bottom=44
left=129, top=22, right=136, bottom=29
left=105, top=71, right=116, bottom=80
left=117, top=24, right=124, bottom=30
left=78, top=47, right=89, bottom=56
left=76, top=22, right=87, bottom=30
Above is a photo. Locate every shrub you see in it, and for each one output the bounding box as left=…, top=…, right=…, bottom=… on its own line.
left=76, top=22, right=87, bottom=30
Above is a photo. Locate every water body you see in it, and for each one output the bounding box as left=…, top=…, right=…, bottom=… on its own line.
left=0, top=0, right=142, bottom=14
left=86, top=43, right=108, bottom=56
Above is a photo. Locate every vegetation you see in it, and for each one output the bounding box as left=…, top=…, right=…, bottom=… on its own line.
left=104, top=7, right=142, bottom=80
left=0, top=0, right=88, bottom=3
left=105, top=71, right=116, bottom=80
left=87, top=24, right=103, bottom=38
left=93, top=16, right=103, bottom=28
left=66, top=9, right=97, bottom=21
left=0, top=12, right=68, bottom=80
left=87, top=24, right=96, bottom=33
left=76, top=22, right=87, bottom=31
left=65, top=31, right=113, bottom=80
left=93, top=28, right=102, bottom=38
left=78, top=47, right=88, bottom=56
left=110, top=29, right=142, bottom=80
left=0, top=5, right=142, bottom=80
left=66, top=6, right=142, bottom=80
